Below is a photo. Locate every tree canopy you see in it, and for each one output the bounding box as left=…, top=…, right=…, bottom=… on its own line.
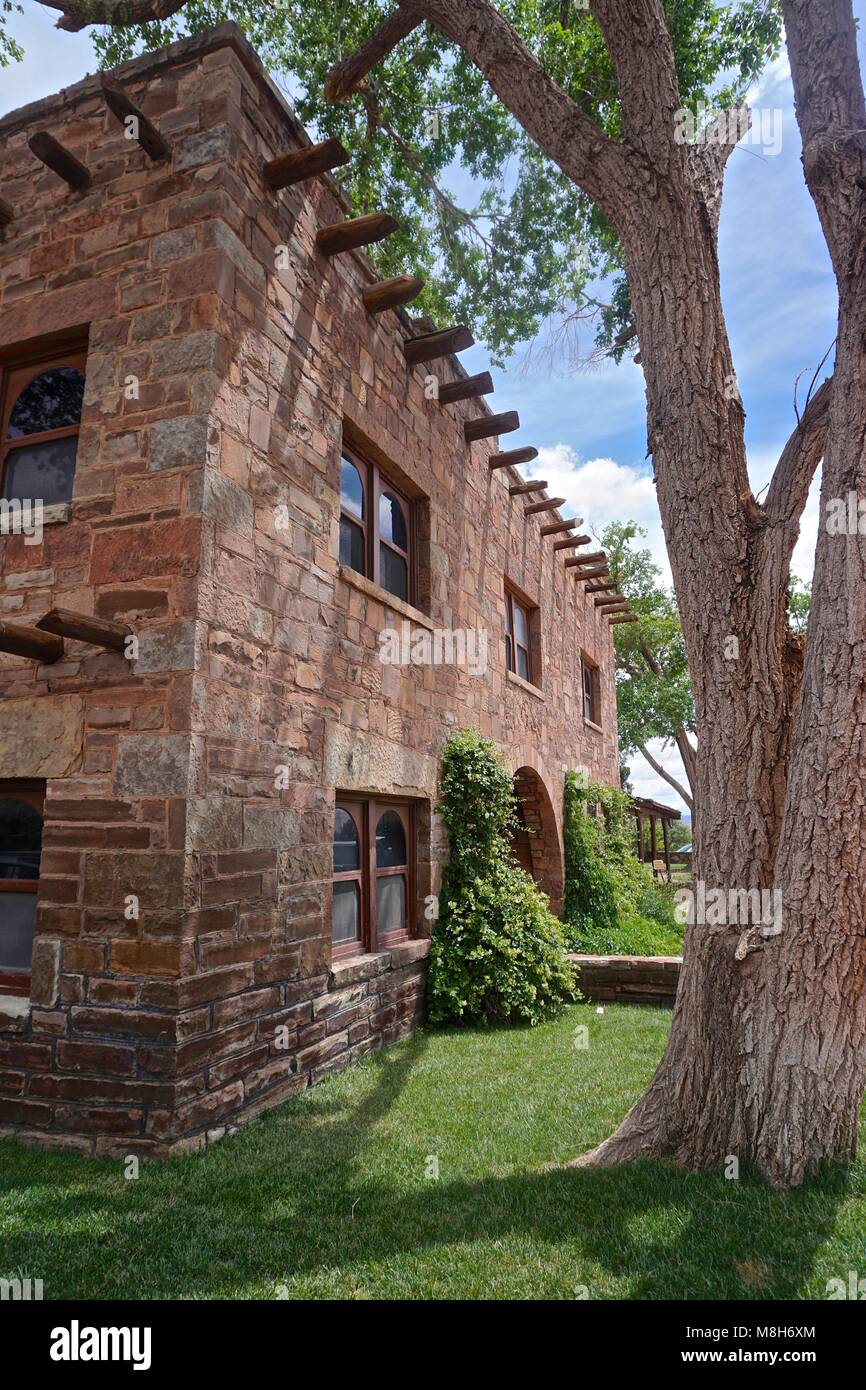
left=26, top=0, right=781, bottom=364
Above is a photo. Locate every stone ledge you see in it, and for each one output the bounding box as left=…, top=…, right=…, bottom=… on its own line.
left=328, top=952, right=392, bottom=989
left=568, top=953, right=682, bottom=1007
left=338, top=565, right=435, bottom=631
left=389, top=938, right=431, bottom=968
left=506, top=669, right=545, bottom=701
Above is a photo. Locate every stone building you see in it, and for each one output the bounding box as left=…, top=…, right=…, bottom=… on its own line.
left=0, top=23, right=619, bottom=1156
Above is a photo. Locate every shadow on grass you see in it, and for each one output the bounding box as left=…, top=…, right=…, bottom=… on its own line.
left=0, top=1027, right=853, bottom=1300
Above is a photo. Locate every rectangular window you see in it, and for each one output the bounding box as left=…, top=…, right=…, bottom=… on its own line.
left=332, top=797, right=414, bottom=958
left=339, top=446, right=414, bottom=605
left=0, top=342, right=86, bottom=507
left=504, top=588, right=533, bottom=684
left=0, top=781, right=44, bottom=996
left=582, top=655, right=601, bottom=726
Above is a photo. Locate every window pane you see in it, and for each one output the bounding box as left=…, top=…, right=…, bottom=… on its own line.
left=376, top=874, right=406, bottom=935
left=379, top=490, right=407, bottom=550
left=0, top=892, right=37, bottom=972
left=340, top=456, right=364, bottom=520
left=7, top=367, right=85, bottom=438
left=333, top=807, right=360, bottom=872
left=379, top=543, right=407, bottom=601
left=340, top=516, right=365, bottom=572
left=516, top=647, right=530, bottom=682
left=505, top=634, right=513, bottom=671
left=513, top=601, right=528, bottom=647
left=375, top=810, right=406, bottom=868
left=332, top=880, right=360, bottom=945
left=2, top=437, right=78, bottom=506
left=0, top=799, right=42, bottom=880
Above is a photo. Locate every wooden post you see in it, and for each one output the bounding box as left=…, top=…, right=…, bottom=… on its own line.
left=404, top=325, right=474, bottom=365
left=36, top=608, right=131, bottom=654
left=264, top=137, right=349, bottom=189
left=662, top=816, right=671, bottom=882
left=524, top=497, right=565, bottom=516
left=362, top=275, right=424, bottom=314
left=636, top=813, right=644, bottom=862
left=438, top=372, right=493, bottom=404
left=465, top=411, right=519, bottom=443
left=650, top=815, right=658, bottom=871
left=101, top=78, right=169, bottom=161
left=316, top=212, right=399, bottom=256
left=29, top=132, right=91, bottom=191
left=0, top=620, right=64, bottom=663
left=487, top=445, right=537, bottom=468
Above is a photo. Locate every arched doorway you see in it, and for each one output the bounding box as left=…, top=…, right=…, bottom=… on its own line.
left=509, top=767, right=564, bottom=915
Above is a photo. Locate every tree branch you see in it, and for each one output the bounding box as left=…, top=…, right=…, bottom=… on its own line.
left=637, top=741, right=693, bottom=812
left=763, top=375, right=834, bottom=527
left=687, top=105, right=751, bottom=234
left=38, top=0, right=186, bottom=31
left=324, top=8, right=423, bottom=103
left=589, top=0, right=682, bottom=170
left=388, top=0, right=633, bottom=225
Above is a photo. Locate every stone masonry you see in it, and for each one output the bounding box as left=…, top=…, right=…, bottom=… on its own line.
left=0, top=24, right=619, bottom=1156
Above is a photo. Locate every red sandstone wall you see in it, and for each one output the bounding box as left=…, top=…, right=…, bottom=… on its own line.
left=0, top=25, right=619, bottom=1155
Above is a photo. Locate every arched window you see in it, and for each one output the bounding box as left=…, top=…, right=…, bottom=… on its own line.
left=338, top=445, right=415, bottom=605
left=331, top=798, right=414, bottom=958
left=0, top=348, right=86, bottom=508
left=0, top=782, right=44, bottom=996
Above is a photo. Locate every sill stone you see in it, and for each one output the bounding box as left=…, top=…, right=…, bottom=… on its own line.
left=506, top=668, right=545, bottom=700
left=338, top=565, right=434, bottom=631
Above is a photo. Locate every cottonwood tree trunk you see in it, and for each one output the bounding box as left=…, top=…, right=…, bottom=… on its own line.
left=44, top=0, right=866, bottom=1184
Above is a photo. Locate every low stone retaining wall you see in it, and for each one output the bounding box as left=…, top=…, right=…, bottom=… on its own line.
left=568, top=954, right=682, bottom=1007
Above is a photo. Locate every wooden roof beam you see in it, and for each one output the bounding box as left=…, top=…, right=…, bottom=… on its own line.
left=594, top=593, right=626, bottom=607
left=508, top=480, right=547, bottom=495
left=0, top=619, right=64, bottom=664
left=574, top=566, right=610, bottom=582
left=439, top=372, right=492, bottom=405
left=35, top=608, right=131, bottom=654
left=488, top=445, right=537, bottom=469
left=316, top=212, right=399, bottom=256
left=362, top=275, right=424, bottom=315
left=609, top=613, right=640, bottom=624
left=552, top=535, right=588, bottom=552
left=540, top=519, right=579, bottom=536
left=101, top=78, right=169, bottom=161
left=465, top=411, right=519, bottom=443
left=265, top=137, right=349, bottom=190
left=404, top=325, right=474, bottom=366
left=29, top=132, right=91, bottom=191
left=564, top=551, right=607, bottom=568
left=599, top=602, right=630, bottom=615
left=524, top=497, right=565, bottom=516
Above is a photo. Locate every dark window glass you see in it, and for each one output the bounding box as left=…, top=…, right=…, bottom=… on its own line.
left=376, top=875, right=406, bottom=935
left=1, top=895, right=38, bottom=970
left=332, top=881, right=360, bottom=944
left=513, top=602, right=528, bottom=648
left=1, top=436, right=78, bottom=506
left=0, top=799, right=42, bottom=879
left=379, top=543, right=408, bottom=601
left=375, top=810, right=406, bottom=868
left=340, top=455, right=364, bottom=520
left=7, top=368, right=85, bottom=439
left=516, top=646, right=530, bottom=682
left=340, top=516, right=365, bottom=571
left=379, top=490, right=407, bottom=550
left=333, top=808, right=360, bottom=872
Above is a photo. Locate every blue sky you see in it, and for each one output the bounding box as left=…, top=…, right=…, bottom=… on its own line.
left=4, top=1, right=862, bottom=811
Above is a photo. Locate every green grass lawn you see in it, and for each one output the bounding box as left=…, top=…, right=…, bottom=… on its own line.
left=2, top=1002, right=865, bottom=1300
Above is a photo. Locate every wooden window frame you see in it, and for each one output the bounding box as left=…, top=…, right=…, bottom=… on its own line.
left=0, top=780, right=45, bottom=997
left=332, top=796, right=415, bottom=960
left=504, top=587, right=533, bottom=684
left=582, top=654, right=602, bottom=727
left=0, top=341, right=87, bottom=504
left=339, top=445, right=416, bottom=606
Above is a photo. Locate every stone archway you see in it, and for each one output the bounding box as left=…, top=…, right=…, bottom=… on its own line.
left=510, top=766, right=564, bottom=916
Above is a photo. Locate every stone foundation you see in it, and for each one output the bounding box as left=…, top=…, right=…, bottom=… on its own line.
left=569, top=954, right=682, bottom=1007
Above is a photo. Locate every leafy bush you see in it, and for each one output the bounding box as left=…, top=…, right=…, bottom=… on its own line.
left=427, top=729, right=577, bottom=1026
left=562, top=771, right=683, bottom=957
